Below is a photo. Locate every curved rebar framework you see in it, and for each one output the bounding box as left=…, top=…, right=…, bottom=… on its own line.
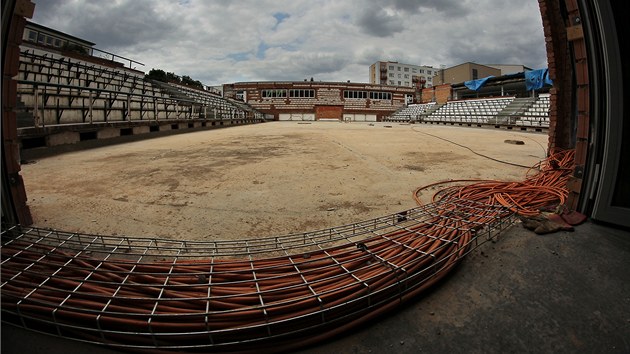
left=1, top=197, right=514, bottom=353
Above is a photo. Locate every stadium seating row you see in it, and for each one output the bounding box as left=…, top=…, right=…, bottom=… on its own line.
left=17, top=46, right=263, bottom=127
left=385, top=95, right=550, bottom=128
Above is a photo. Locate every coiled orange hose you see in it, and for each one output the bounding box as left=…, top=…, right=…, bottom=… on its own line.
left=414, top=149, right=574, bottom=216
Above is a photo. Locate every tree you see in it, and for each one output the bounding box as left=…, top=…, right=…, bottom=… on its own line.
left=165, top=72, right=181, bottom=84
left=145, top=68, right=167, bottom=81
left=145, top=69, right=205, bottom=89
left=181, top=75, right=204, bottom=89
left=61, top=42, right=88, bottom=55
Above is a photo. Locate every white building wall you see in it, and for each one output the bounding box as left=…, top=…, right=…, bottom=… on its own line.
left=370, top=61, right=436, bottom=88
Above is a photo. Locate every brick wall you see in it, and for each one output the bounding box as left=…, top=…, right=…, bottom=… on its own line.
left=538, top=0, right=590, bottom=211
left=433, top=85, right=452, bottom=104
left=419, top=85, right=452, bottom=104
left=226, top=82, right=415, bottom=121
left=2, top=0, right=34, bottom=225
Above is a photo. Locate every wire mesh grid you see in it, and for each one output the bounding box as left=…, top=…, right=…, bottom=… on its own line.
left=1, top=197, right=515, bottom=353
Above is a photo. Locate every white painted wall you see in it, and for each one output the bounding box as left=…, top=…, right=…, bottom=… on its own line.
left=279, top=113, right=315, bottom=121
left=343, top=114, right=377, bottom=122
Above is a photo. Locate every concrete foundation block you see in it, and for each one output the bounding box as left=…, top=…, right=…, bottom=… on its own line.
left=47, top=131, right=80, bottom=146
left=97, top=128, right=120, bottom=140
left=132, top=126, right=150, bottom=135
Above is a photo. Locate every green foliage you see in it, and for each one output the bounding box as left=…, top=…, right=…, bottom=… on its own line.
left=61, top=42, right=88, bottom=55
left=181, top=75, right=204, bottom=89
left=145, top=68, right=167, bottom=81
left=165, top=72, right=181, bottom=84
left=146, top=69, right=205, bottom=90
left=146, top=69, right=181, bottom=83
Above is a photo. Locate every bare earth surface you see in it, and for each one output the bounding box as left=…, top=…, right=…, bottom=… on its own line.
left=22, top=122, right=548, bottom=241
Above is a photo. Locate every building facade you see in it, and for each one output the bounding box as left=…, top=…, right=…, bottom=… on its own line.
left=432, top=62, right=501, bottom=86
left=22, top=21, right=95, bottom=55
left=223, top=81, right=416, bottom=121
left=369, top=61, right=436, bottom=88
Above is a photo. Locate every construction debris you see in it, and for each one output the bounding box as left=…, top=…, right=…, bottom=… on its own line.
left=519, top=208, right=586, bottom=235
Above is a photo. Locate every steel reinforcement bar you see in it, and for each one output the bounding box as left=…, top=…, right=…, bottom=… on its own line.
left=1, top=198, right=513, bottom=353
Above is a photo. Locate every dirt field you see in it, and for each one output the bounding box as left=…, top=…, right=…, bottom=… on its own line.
left=21, top=121, right=548, bottom=241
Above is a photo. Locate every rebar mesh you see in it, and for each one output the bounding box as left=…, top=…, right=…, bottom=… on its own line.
left=1, top=197, right=515, bottom=353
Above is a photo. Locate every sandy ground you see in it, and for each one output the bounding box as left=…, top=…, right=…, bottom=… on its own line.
left=21, top=121, right=548, bottom=241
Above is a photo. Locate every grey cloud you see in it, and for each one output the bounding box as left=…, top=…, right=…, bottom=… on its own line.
left=34, top=0, right=180, bottom=50
left=390, top=0, right=422, bottom=12
left=30, top=1, right=546, bottom=85
left=356, top=7, right=405, bottom=37
left=417, top=0, right=470, bottom=16
left=445, top=36, right=545, bottom=70
left=353, top=0, right=469, bottom=38
left=355, top=47, right=386, bottom=65
left=300, top=53, right=350, bottom=76
left=360, top=0, right=469, bottom=16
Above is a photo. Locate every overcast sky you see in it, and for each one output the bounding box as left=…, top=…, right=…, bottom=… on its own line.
left=32, top=0, right=547, bottom=86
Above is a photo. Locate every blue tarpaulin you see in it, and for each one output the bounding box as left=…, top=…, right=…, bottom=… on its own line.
left=464, top=76, right=494, bottom=91
left=525, top=68, right=553, bottom=91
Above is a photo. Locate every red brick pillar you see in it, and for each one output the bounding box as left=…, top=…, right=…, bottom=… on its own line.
left=2, top=0, right=35, bottom=225
left=538, top=0, right=590, bottom=211
left=539, top=0, right=574, bottom=152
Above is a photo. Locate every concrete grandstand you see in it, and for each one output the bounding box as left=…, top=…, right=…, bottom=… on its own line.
left=16, top=26, right=265, bottom=152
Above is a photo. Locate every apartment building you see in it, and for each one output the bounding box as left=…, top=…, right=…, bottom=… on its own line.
left=369, top=61, right=436, bottom=88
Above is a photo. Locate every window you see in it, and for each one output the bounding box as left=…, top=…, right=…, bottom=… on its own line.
left=261, top=89, right=287, bottom=98
left=427, top=77, right=432, bottom=81
left=397, top=66, right=401, bottom=71
left=54, top=39, right=61, bottom=47
left=412, top=68, right=417, bottom=73
left=389, top=65, right=394, bottom=70
left=389, top=73, right=394, bottom=77
left=28, top=31, right=37, bottom=41
left=427, top=70, right=432, bottom=75
left=404, top=74, right=409, bottom=78
left=472, top=68, right=478, bottom=79
left=369, top=91, right=392, bottom=100
left=343, top=90, right=367, bottom=99
left=289, top=89, right=315, bottom=98
left=404, top=81, right=410, bottom=86
left=404, top=67, right=409, bottom=72
left=398, top=81, right=402, bottom=85
left=389, top=80, right=395, bottom=85
left=37, top=33, right=44, bottom=43
left=397, top=74, right=401, bottom=78
left=419, top=69, right=424, bottom=74
left=46, top=36, right=53, bottom=45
